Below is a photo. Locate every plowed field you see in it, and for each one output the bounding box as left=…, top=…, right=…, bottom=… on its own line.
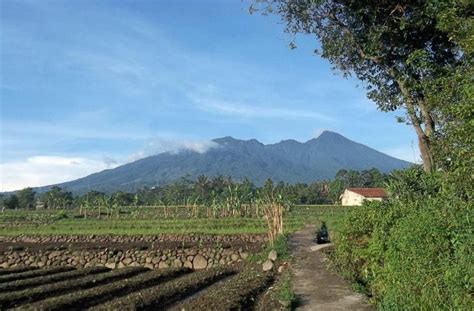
left=0, top=265, right=273, bottom=310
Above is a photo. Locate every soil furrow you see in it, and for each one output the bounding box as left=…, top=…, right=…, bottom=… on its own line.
left=0, top=267, right=147, bottom=309
left=174, top=266, right=273, bottom=310
left=0, top=267, right=109, bottom=292
left=91, top=266, right=236, bottom=310
left=19, top=267, right=190, bottom=310
left=0, top=266, right=75, bottom=284
left=0, top=267, right=38, bottom=276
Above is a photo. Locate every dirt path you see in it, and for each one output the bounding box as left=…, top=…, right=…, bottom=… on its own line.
left=289, top=225, right=373, bottom=311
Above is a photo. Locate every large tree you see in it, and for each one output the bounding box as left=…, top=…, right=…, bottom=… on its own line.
left=3, top=194, right=19, bottom=210
left=42, top=186, right=73, bottom=209
left=17, top=187, right=36, bottom=209
left=427, top=2, right=473, bottom=198
left=252, top=0, right=472, bottom=171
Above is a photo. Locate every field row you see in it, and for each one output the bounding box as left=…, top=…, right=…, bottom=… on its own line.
left=0, top=205, right=350, bottom=235
left=0, top=265, right=273, bottom=310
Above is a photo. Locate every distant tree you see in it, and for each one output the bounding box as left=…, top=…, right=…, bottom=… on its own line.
left=42, top=186, right=73, bottom=209
left=356, top=168, right=387, bottom=187
left=240, top=178, right=256, bottom=204
left=194, top=175, right=211, bottom=204
left=0, top=194, right=4, bottom=211
left=112, top=191, right=134, bottom=207
left=4, top=194, right=19, bottom=210
left=262, top=178, right=275, bottom=197
left=85, top=190, right=106, bottom=202
left=328, top=179, right=345, bottom=204
left=211, top=175, right=231, bottom=196
left=252, top=0, right=471, bottom=172
left=17, top=187, right=36, bottom=209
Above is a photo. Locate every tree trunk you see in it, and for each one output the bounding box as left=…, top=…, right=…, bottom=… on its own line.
left=396, top=77, right=435, bottom=172
left=417, top=132, right=434, bottom=172
left=406, top=109, right=434, bottom=172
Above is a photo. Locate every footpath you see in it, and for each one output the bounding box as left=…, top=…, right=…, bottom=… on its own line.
left=289, top=225, right=373, bottom=311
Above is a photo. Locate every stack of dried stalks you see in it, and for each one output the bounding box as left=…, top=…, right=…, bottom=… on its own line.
left=262, top=200, right=284, bottom=247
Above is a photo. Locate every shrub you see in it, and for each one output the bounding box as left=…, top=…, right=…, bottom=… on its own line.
left=378, top=197, right=472, bottom=308
left=331, top=167, right=473, bottom=309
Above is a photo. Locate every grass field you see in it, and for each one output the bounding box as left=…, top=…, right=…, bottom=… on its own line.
left=0, top=205, right=350, bottom=236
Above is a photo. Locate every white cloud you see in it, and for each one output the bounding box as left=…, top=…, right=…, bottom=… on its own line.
left=0, top=137, right=217, bottom=191
left=129, top=137, right=218, bottom=161
left=0, top=156, right=119, bottom=192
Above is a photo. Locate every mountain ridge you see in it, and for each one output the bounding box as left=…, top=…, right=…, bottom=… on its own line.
left=35, top=131, right=412, bottom=194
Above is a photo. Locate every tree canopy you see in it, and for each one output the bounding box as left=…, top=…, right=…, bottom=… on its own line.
left=16, top=187, right=36, bottom=209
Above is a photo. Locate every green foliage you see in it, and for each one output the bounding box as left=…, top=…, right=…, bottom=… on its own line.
left=3, top=194, right=19, bottom=210
left=274, top=271, right=296, bottom=307
left=41, top=187, right=73, bottom=209
left=25, top=169, right=384, bottom=215
left=271, top=234, right=290, bottom=261
left=331, top=168, right=473, bottom=309
left=16, top=187, right=36, bottom=209
left=131, top=169, right=385, bottom=207
left=426, top=42, right=473, bottom=200
left=54, top=210, right=68, bottom=220
left=0, top=205, right=346, bottom=236
left=386, top=166, right=442, bottom=201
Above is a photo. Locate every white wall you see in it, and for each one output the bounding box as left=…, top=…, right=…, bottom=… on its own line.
left=340, top=190, right=384, bottom=206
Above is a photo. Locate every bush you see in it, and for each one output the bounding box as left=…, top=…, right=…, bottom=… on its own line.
left=55, top=211, right=68, bottom=220
left=331, top=167, right=473, bottom=309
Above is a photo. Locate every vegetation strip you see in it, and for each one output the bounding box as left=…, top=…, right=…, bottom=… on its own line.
left=0, top=266, right=75, bottom=283
left=90, top=266, right=236, bottom=310
left=21, top=267, right=191, bottom=310
left=0, top=267, right=148, bottom=309
left=174, top=267, right=273, bottom=310
left=0, top=205, right=345, bottom=236
left=0, top=266, right=38, bottom=276
left=0, top=267, right=109, bottom=292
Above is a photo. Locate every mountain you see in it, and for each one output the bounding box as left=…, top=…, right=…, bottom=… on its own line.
left=37, top=131, right=412, bottom=194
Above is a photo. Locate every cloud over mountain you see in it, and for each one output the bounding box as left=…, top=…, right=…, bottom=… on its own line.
left=129, top=138, right=219, bottom=161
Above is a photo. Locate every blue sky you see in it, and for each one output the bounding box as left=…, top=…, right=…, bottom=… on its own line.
left=0, top=0, right=420, bottom=191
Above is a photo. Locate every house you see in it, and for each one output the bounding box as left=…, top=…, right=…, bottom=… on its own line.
left=35, top=201, right=46, bottom=210
left=340, top=188, right=387, bottom=206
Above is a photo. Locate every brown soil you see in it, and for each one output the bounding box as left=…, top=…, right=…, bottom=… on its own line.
left=290, top=225, right=373, bottom=310
left=0, top=234, right=266, bottom=253
left=0, top=263, right=273, bottom=310
left=93, top=266, right=236, bottom=310
left=172, top=264, right=274, bottom=310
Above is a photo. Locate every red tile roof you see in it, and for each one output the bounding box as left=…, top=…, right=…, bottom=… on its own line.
left=347, top=188, right=387, bottom=198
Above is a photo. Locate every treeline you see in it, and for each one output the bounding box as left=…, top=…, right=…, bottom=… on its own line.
left=0, top=168, right=388, bottom=210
